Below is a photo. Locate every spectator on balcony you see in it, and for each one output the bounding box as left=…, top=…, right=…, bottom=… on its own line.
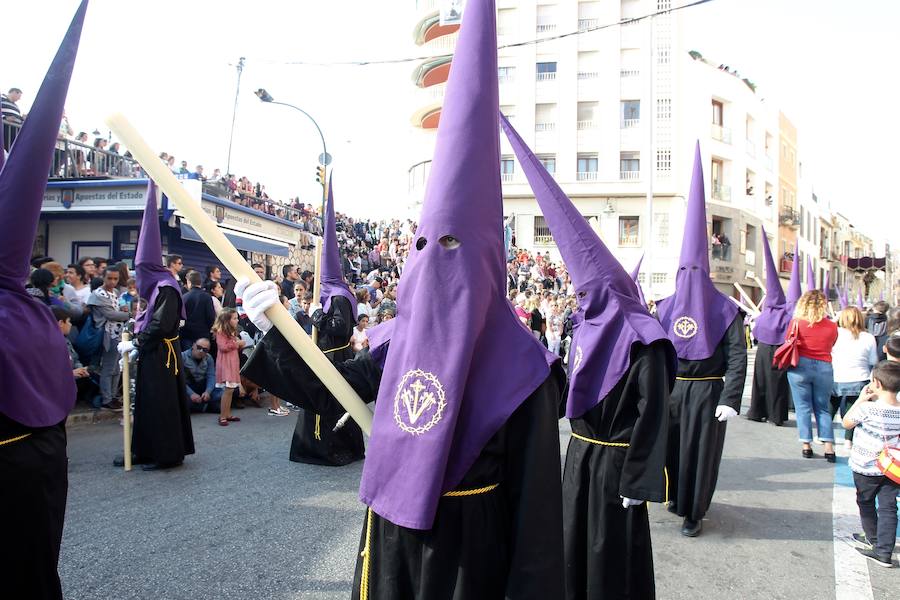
left=72, top=131, right=89, bottom=175
left=166, top=155, right=177, bottom=173
left=91, top=137, right=108, bottom=175
left=192, top=165, right=206, bottom=181
left=178, top=160, right=189, bottom=175
left=711, top=233, right=722, bottom=259
left=719, top=233, right=732, bottom=260
left=1, top=87, right=23, bottom=126
left=211, top=168, right=221, bottom=181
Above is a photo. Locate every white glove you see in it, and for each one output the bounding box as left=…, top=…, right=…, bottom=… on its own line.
left=715, top=405, right=738, bottom=422
left=117, top=340, right=135, bottom=355
left=118, top=349, right=137, bottom=370
left=237, top=277, right=278, bottom=333
left=621, top=497, right=643, bottom=508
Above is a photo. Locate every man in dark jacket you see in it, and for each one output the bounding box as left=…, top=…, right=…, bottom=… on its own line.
left=181, top=270, right=214, bottom=350
left=866, top=301, right=890, bottom=361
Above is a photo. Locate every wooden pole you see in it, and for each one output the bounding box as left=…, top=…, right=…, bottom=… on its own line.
left=106, top=113, right=373, bottom=435
left=311, top=237, right=323, bottom=345
left=121, top=331, right=132, bottom=472
left=734, top=282, right=761, bottom=314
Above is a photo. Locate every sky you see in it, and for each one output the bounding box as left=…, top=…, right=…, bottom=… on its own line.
left=4, top=0, right=898, bottom=250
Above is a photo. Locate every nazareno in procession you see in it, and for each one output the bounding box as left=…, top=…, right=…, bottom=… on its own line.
left=3, top=1, right=899, bottom=599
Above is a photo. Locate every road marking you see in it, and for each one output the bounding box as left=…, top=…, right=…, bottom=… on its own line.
left=832, top=458, right=873, bottom=600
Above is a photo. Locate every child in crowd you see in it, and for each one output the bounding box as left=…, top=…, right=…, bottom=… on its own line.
left=842, top=360, right=900, bottom=568
left=212, top=308, right=245, bottom=427
left=119, top=278, right=137, bottom=309
left=351, top=314, right=369, bottom=353
left=884, top=336, right=900, bottom=363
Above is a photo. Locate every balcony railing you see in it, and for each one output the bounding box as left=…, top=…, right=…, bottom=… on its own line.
left=498, top=73, right=516, bottom=85
left=711, top=123, right=732, bottom=144
left=576, top=120, right=596, bottom=130
left=620, top=170, right=640, bottom=181
left=577, top=71, right=599, bottom=80
left=578, top=18, right=599, bottom=30
left=536, top=72, right=557, bottom=81
left=620, top=68, right=640, bottom=78
left=619, top=235, right=639, bottom=247
left=536, top=23, right=557, bottom=33
left=534, top=234, right=555, bottom=246
left=622, top=118, right=640, bottom=129
left=712, top=183, right=732, bottom=201
left=535, top=122, right=556, bottom=132
left=745, top=139, right=756, bottom=157
left=577, top=171, right=598, bottom=181
left=780, top=207, right=800, bottom=227
left=500, top=172, right=515, bottom=183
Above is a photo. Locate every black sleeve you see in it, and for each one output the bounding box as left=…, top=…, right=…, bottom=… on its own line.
left=312, top=296, right=353, bottom=337
left=503, top=363, right=566, bottom=599
left=240, top=326, right=381, bottom=415
left=136, top=288, right=182, bottom=351
left=620, top=341, right=673, bottom=502
left=203, top=295, right=216, bottom=331
left=720, top=313, right=748, bottom=412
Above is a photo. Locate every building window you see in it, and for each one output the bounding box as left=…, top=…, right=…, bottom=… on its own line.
left=620, top=152, right=640, bottom=180
left=656, top=148, right=672, bottom=174
left=578, top=1, right=601, bottom=29
left=498, top=66, right=516, bottom=84
left=535, top=103, right=557, bottom=132
left=654, top=212, right=669, bottom=246
left=538, top=154, right=556, bottom=174
left=656, top=44, right=671, bottom=65
left=577, top=51, right=600, bottom=79
left=656, top=98, right=671, bottom=121
left=500, top=104, right=515, bottom=121
left=501, top=155, right=515, bottom=182
left=577, top=154, right=598, bottom=180
left=651, top=272, right=667, bottom=285
left=711, top=99, right=723, bottom=126
left=577, top=101, right=598, bottom=129
left=536, top=4, right=557, bottom=33
left=536, top=61, right=557, bottom=81
left=534, top=215, right=553, bottom=245
left=497, top=8, right=516, bottom=36
left=621, top=100, right=640, bottom=127
left=619, top=216, right=640, bottom=246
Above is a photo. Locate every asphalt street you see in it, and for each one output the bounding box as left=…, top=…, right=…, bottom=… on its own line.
left=59, top=351, right=897, bottom=599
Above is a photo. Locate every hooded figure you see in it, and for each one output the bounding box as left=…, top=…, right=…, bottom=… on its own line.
left=857, top=287, right=865, bottom=310
left=502, top=113, right=676, bottom=600
left=747, top=227, right=793, bottom=426
left=240, top=1, right=566, bottom=597
left=0, top=3, right=86, bottom=598
left=806, top=256, right=817, bottom=292
left=115, top=180, right=194, bottom=470
left=823, top=270, right=831, bottom=304
left=287, top=174, right=366, bottom=467
left=839, top=282, right=849, bottom=310
left=655, top=142, right=748, bottom=538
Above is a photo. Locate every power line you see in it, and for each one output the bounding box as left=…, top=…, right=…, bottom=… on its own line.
left=255, top=0, right=715, bottom=67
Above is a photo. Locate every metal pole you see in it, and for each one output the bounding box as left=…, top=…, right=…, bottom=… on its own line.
left=225, top=57, right=245, bottom=175
left=645, top=16, right=655, bottom=299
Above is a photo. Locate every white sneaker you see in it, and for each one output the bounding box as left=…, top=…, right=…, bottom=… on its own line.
left=268, top=407, right=290, bottom=417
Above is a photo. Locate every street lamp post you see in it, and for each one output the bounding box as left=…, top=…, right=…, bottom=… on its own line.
left=256, top=88, right=332, bottom=343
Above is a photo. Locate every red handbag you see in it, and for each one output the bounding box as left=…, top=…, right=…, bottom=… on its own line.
left=773, top=320, right=800, bottom=370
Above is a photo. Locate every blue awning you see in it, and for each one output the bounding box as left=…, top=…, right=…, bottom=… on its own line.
left=179, top=223, right=290, bottom=257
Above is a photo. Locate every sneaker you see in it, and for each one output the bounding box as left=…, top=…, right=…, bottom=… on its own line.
left=102, top=400, right=123, bottom=412
left=268, top=408, right=290, bottom=417
left=851, top=533, right=872, bottom=548
left=855, top=547, right=893, bottom=568
left=284, top=402, right=300, bottom=412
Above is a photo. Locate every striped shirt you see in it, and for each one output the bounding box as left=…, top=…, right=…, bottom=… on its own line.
left=1, top=94, right=22, bottom=124
left=847, top=400, right=900, bottom=476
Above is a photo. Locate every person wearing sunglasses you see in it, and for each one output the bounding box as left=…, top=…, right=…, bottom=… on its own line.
left=181, top=338, right=222, bottom=413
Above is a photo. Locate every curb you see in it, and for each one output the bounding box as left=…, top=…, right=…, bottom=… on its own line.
left=67, top=410, right=121, bottom=428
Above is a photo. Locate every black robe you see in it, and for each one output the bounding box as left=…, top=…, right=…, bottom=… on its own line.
left=746, top=342, right=790, bottom=426
left=563, top=341, right=673, bottom=600
left=241, top=328, right=567, bottom=599
left=0, top=413, right=68, bottom=600
left=132, top=287, right=195, bottom=465
left=665, top=313, right=746, bottom=522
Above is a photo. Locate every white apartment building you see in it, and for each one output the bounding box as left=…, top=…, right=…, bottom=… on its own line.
left=409, top=0, right=787, bottom=302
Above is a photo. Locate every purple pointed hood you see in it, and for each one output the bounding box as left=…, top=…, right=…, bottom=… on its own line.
left=824, top=270, right=831, bottom=300
left=806, top=256, right=816, bottom=292
left=656, top=142, right=739, bottom=360
left=0, top=0, right=87, bottom=427
left=629, top=254, right=648, bottom=308
left=753, top=226, right=790, bottom=345
left=320, top=175, right=357, bottom=318
left=838, top=283, right=849, bottom=310
left=786, top=251, right=803, bottom=311
left=857, top=287, right=865, bottom=310
left=360, top=0, right=556, bottom=530
left=502, top=115, right=673, bottom=418
left=134, top=180, right=184, bottom=333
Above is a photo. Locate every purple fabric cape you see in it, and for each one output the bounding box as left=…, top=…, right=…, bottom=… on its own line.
left=656, top=142, right=739, bottom=360
left=629, top=254, right=647, bottom=308
left=857, top=288, right=865, bottom=310
left=502, top=115, right=673, bottom=418
left=823, top=270, right=831, bottom=300
left=838, top=284, right=849, bottom=310
left=0, top=0, right=87, bottom=427
left=360, top=0, right=556, bottom=530
left=320, top=175, right=357, bottom=318
left=134, top=180, right=184, bottom=333
left=806, top=256, right=816, bottom=292
left=753, top=226, right=791, bottom=345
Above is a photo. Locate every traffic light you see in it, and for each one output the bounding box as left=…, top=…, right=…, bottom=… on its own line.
left=316, top=165, right=326, bottom=187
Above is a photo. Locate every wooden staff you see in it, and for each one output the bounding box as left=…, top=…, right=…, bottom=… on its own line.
left=106, top=113, right=374, bottom=435
left=734, top=282, right=761, bottom=315
left=311, top=237, right=323, bottom=345
left=121, top=331, right=132, bottom=472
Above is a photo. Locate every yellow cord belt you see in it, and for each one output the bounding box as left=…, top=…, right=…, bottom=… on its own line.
left=0, top=433, right=31, bottom=447
left=358, top=483, right=499, bottom=599
left=322, top=341, right=352, bottom=355
left=675, top=376, right=724, bottom=381
left=314, top=414, right=321, bottom=440
left=163, top=336, right=180, bottom=375
left=570, top=432, right=630, bottom=448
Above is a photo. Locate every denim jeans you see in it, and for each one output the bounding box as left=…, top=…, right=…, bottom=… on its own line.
left=831, top=380, right=868, bottom=442
left=853, top=472, right=900, bottom=559
left=787, top=356, right=835, bottom=443
left=99, top=344, right=121, bottom=406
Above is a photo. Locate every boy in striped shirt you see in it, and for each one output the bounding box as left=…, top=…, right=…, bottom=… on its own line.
left=843, top=360, right=900, bottom=567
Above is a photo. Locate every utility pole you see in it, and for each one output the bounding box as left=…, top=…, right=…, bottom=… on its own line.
left=225, top=57, right=245, bottom=176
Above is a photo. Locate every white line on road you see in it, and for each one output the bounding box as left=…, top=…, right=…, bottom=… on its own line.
left=832, top=462, right=873, bottom=600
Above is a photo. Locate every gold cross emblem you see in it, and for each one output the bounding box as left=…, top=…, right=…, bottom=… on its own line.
left=394, top=369, right=447, bottom=435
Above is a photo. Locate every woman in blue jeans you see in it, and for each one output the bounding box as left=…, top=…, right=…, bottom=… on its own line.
left=785, top=291, right=838, bottom=461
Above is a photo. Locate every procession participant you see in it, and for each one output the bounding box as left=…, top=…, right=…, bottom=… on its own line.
left=277, top=176, right=364, bottom=465
left=656, top=143, right=748, bottom=537
left=115, top=180, right=194, bottom=470
left=503, top=114, right=675, bottom=600
left=746, top=227, right=798, bottom=426
left=240, top=1, right=565, bottom=596
left=0, top=4, right=88, bottom=598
